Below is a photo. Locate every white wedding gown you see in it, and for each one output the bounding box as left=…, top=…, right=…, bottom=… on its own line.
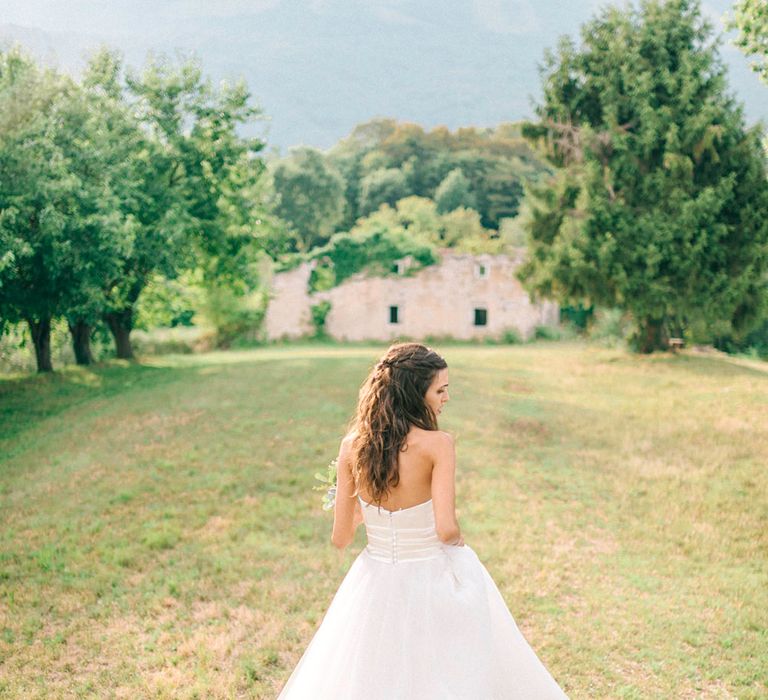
left=276, top=495, right=569, bottom=699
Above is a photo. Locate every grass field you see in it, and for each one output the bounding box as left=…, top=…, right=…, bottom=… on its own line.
left=0, top=341, right=766, bottom=699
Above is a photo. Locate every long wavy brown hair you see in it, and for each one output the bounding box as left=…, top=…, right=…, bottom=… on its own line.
left=347, top=342, right=447, bottom=506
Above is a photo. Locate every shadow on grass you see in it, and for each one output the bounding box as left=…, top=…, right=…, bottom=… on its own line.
left=0, top=361, right=192, bottom=445
left=0, top=346, right=382, bottom=449
left=658, top=352, right=768, bottom=380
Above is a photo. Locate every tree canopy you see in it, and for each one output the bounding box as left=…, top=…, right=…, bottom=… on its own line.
left=0, top=49, right=140, bottom=369
left=435, top=168, right=477, bottom=214
left=0, top=46, right=268, bottom=370
left=521, top=0, right=768, bottom=352
left=358, top=167, right=410, bottom=217
left=269, top=146, right=345, bottom=252
left=326, top=119, right=548, bottom=231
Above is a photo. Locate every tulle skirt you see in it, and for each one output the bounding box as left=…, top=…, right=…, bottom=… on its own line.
left=277, top=543, right=569, bottom=699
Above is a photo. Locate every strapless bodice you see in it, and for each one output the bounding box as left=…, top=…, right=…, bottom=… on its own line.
left=358, top=494, right=444, bottom=564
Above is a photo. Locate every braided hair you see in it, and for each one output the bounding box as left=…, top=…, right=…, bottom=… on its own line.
left=347, top=342, right=447, bottom=506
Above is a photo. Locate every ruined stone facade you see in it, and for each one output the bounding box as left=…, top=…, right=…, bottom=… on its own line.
left=264, top=249, right=559, bottom=342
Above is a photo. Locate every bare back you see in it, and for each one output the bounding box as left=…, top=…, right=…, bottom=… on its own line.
left=355, top=426, right=445, bottom=511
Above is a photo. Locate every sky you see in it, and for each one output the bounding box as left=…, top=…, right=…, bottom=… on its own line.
left=0, top=0, right=765, bottom=152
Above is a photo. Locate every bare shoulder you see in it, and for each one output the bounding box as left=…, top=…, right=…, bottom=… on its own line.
left=431, top=430, right=454, bottom=455
left=409, top=427, right=454, bottom=454
left=424, top=428, right=453, bottom=442
left=339, top=430, right=358, bottom=454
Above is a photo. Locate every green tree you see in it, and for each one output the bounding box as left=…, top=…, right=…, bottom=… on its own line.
left=435, top=168, right=477, bottom=213
left=63, top=53, right=145, bottom=365
left=728, top=0, right=768, bottom=83
left=0, top=51, right=69, bottom=371
left=521, top=0, right=768, bottom=352
left=345, top=195, right=502, bottom=253
left=377, top=123, right=443, bottom=197
left=387, top=196, right=441, bottom=241
left=327, top=118, right=398, bottom=228
left=327, top=119, right=546, bottom=230
left=442, top=207, right=503, bottom=253
left=308, top=226, right=438, bottom=292
left=0, top=47, right=269, bottom=369
left=99, top=50, right=267, bottom=358
left=0, top=49, right=136, bottom=371
left=269, top=146, right=345, bottom=253
left=358, top=167, right=409, bottom=216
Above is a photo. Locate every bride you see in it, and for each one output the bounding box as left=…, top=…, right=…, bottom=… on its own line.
left=277, top=342, right=570, bottom=699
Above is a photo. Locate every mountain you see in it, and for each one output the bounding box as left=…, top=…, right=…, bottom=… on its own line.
left=1, top=0, right=766, bottom=152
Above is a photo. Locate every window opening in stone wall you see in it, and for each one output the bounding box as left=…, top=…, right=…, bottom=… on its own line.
left=389, top=305, right=399, bottom=324
left=474, top=308, right=487, bottom=326
left=475, top=263, right=489, bottom=279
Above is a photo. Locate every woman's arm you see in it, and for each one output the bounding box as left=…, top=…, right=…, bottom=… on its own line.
left=331, top=435, right=360, bottom=549
left=430, top=431, right=464, bottom=546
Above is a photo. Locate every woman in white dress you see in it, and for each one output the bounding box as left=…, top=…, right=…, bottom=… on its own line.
left=277, top=342, right=570, bottom=699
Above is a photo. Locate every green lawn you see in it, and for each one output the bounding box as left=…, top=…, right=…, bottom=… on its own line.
left=1, top=342, right=766, bottom=699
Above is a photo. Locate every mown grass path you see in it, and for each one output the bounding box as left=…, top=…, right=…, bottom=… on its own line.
left=1, top=342, right=766, bottom=699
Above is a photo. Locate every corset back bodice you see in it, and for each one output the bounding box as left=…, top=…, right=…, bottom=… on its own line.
left=358, top=494, right=444, bottom=564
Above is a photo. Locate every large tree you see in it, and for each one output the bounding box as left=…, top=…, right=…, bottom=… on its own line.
left=62, top=53, right=145, bottom=365
left=96, top=49, right=267, bottom=358
left=0, top=51, right=68, bottom=371
left=326, top=118, right=398, bottom=229
left=521, top=0, right=768, bottom=352
left=269, top=146, right=345, bottom=253
left=0, top=49, right=134, bottom=371
left=358, top=167, right=409, bottom=216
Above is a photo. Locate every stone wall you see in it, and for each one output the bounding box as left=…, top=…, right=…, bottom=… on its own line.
left=264, top=250, right=559, bottom=341
left=263, top=261, right=315, bottom=340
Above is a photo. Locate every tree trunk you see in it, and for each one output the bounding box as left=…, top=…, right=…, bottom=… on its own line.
left=68, top=319, right=94, bottom=365
left=27, top=316, right=53, bottom=372
left=104, top=308, right=134, bottom=359
left=637, top=317, right=668, bottom=353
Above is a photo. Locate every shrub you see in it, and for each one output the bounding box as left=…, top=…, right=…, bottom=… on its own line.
left=713, top=318, right=768, bottom=360
left=423, top=334, right=457, bottom=345
left=533, top=323, right=579, bottom=342
left=134, top=272, right=203, bottom=330
left=307, top=226, right=438, bottom=292
left=199, top=284, right=268, bottom=349
left=131, top=327, right=211, bottom=355
left=501, top=328, right=523, bottom=344
left=533, top=325, right=561, bottom=341
left=310, top=301, right=332, bottom=338
left=588, top=308, right=633, bottom=347
left=559, top=304, right=594, bottom=331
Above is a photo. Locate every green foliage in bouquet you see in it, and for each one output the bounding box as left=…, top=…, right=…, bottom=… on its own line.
left=313, top=458, right=338, bottom=511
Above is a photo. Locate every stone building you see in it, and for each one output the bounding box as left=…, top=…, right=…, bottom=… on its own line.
left=264, top=249, right=559, bottom=342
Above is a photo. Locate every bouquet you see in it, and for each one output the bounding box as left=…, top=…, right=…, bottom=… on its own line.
left=313, top=458, right=338, bottom=511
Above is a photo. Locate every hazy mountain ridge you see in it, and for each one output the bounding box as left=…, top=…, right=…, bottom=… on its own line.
left=1, top=0, right=766, bottom=152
